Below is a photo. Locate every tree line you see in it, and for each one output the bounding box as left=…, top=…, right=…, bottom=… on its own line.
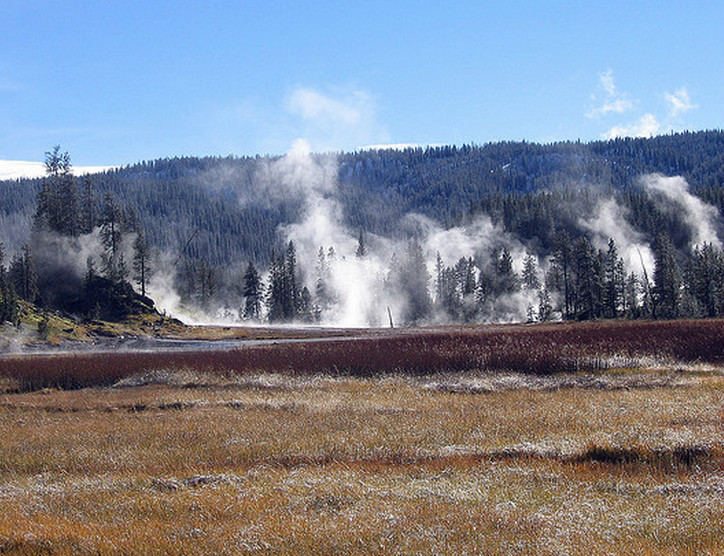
left=2, top=131, right=722, bottom=266
left=201, top=232, right=724, bottom=327
left=0, top=147, right=154, bottom=323
left=1, top=132, right=723, bottom=326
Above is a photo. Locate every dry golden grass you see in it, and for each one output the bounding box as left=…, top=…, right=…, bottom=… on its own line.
left=0, top=365, right=722, bottom=555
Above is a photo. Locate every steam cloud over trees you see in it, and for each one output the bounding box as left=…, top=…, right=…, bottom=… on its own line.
left=1, top=131, right=723, bottom=327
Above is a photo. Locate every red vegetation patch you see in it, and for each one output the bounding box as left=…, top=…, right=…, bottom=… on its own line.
left=1, top=319, right=723, bottom=391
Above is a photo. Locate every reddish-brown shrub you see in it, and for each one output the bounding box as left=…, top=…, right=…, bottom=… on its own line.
left=1, top=319, right=722, bottom=391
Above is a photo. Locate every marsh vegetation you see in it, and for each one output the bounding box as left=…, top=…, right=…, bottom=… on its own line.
left=0, top=320, right=722, bottom=554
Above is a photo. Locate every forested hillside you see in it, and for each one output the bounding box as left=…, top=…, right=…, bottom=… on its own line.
left=2, top=131, right=722, bottom=265
left=1, top=130, right=723, bottom=326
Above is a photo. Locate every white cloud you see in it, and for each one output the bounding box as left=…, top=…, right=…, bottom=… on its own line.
left=286, top=88, right=366, bottom=126
left=599, top=69, right=617, bottom=96
left=283, top=86, right=389, bottom=152
left=590, top=98, right=635, bottom=118
left=588, top=70, right=698, bottom=141
left=0, top=160, right=117, bottom=180
left=587, top=69, right=634, bottom=119
left=665, top=87, right=696, bottom=117
left=603, top=113, right=660, bottom=140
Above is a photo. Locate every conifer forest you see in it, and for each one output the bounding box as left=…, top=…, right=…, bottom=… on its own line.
left=1, top=130, right=723, bottom=326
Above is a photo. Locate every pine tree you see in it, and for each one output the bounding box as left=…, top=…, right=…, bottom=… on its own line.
left=100, top=193, right=125, bottom=282
left=652, top=234, right=681, bottom=319
left=9, top=245, right=38, bottom=303
left=242, top=262, right=263, bottom=320
left=85, top=256, right=97, bottom=286
left=400, top=237, right=431, bottom=323
left=266, top=252, right=286, bottom=322
left=197, top=259, right=216, bottom=310
left=34, top=146, right=78, bottom=237
left=522, top=252, right=541, bottom=290
left=452, top=257, right=477, bottom=322
left=438, top=264, right=461, bottom=320
left=456, top=257, right=477, bottom=298
left=537, top=287, right=552, bottom=322
left=685, top=243, right=723, bottom=317
left=298, top=286, right=313, bottom=322
left=79, top=175, right=98, bottom=235
left=603, top=239, right=625, bottom=318
left=573, top=237, right=602, bottom=320
left=495, top=247, right=519, bottom=294
left=434, top=252, right=444, bottom=306
left=0, top=243, right=18, bottom=324
left=355, top=231, right=367, bottom=258
left=117, top=252, right=129, bottom=283
left=284, top=240, right=300, bottom=319
left=623, top=272, right=641, bottom=319
left=551, top=231, right=574, bottom=319
left=314, top=247, right=333, bottom=313
left=132, top=229, right=152, bottom=297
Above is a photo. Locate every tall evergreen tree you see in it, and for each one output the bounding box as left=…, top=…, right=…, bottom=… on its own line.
left=100, top=193, right=125, bottom=282
left=522, top=252, right=541, bottom=290
left=438, top=263, right=461, bottom=320
left=284, top=240, right=301, bottom=318
left=34, top=146, right=79, bottom=237
left=0, top=243, right=18, bottom=324
left=79, top=175, right=98, bottom=235
left=434, top=252, right=444, bottom=306
left=266, top=241, right=302, bottom=322
left=573, top=237, right=602, bottom=320
left=551, top=231, right=574, bottom=319
left=132, top=229, right=152, bottom=297
left=9, top=245, right=38, bottom=303
left=685, top=243, right=723, bottom=317
left=197, top=259, right=216, bottom=310
left=242, top=261, right=263, bottom=320
left=623, top=272, right=641, bottom=319
left=603, top=239, right=625, bottom=318
left=495, top=247, right=519, bottom=294
left=266, top=251, right=286, bottom=323
left=455, top=257, right=478, bottom=321
left=399, top=237, right=432, bottom=323
left=652, top=234, right=681, bottom=319
left=314, top=246, right=334, bottom=314
left=355, top=231, right=367, bottom=258
left=298, top=286, right=314, bottom=322
left=537, top=287, right=552, bottom=322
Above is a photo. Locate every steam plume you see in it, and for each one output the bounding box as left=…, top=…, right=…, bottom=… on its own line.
left=578, top=197, right=655, bottom=274
left=642, top=174, right=722, bottom=249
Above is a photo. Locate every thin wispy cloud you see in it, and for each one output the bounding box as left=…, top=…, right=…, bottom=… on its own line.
left=205, top=86, right=389, bottom=156
left=286, top=88, right=367, bottom=126
left=283, top=86, right=389, bottom=152
left=665, top=87, right=696, bottom=117
left=588, top=69, right=697, bottom=140
left=586, top=69, right=634, bottom=119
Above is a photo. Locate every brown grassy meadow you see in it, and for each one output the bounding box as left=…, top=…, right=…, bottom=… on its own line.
left=0, top=320, right=723, bottom=555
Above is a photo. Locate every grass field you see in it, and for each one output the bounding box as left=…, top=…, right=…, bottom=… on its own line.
left=0, top=320, right=722, bottom=555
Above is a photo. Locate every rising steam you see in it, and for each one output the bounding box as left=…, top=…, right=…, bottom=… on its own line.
left=642, top=174, right=722, bottom=249
left=578, top=197, right=655, bottom=275
left=146, top=140, right=723, bottom=329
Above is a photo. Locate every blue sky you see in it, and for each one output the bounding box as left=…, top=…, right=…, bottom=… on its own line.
left=1, top=0, right=722, bottom=168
